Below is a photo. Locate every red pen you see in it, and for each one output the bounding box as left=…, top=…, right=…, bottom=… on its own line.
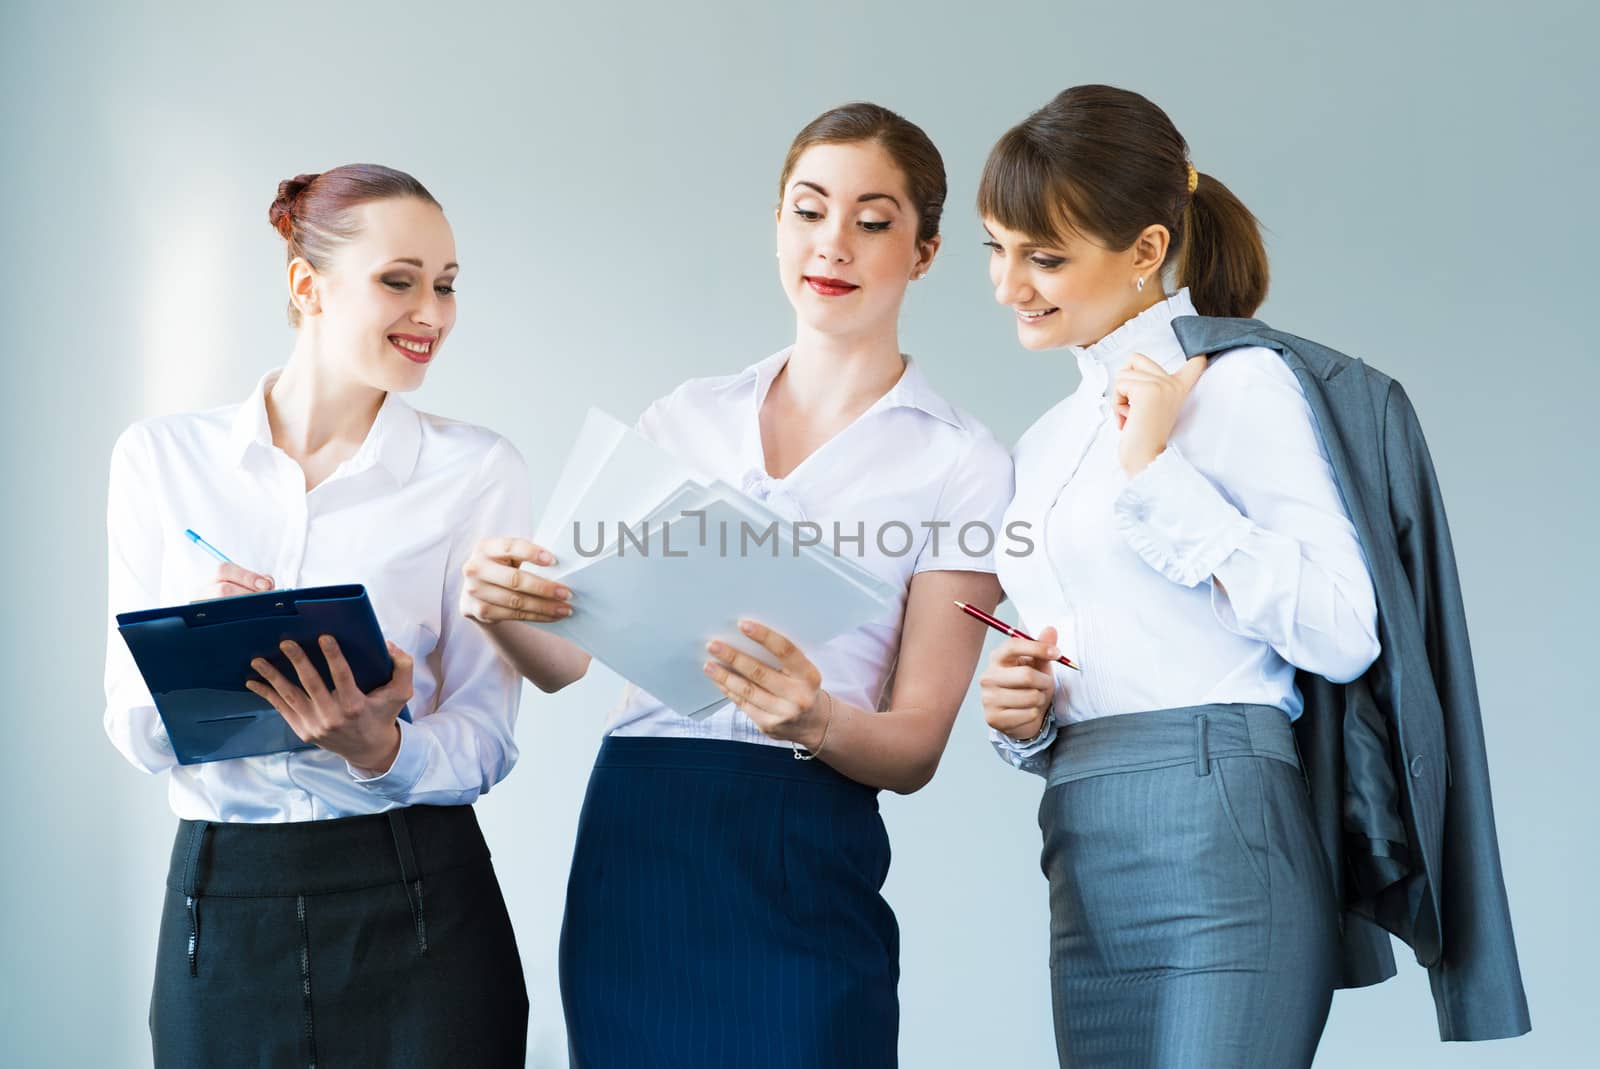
left=954, top=601, right=1081, bottom=671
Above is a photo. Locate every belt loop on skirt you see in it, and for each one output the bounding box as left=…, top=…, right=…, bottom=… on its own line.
left=387, top=808, right=428, bottom=955
left=180, top=821, right=210, bottom=977
left=1194, top=714, right=1211, bottom=777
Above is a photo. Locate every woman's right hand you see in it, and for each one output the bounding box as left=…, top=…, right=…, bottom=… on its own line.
left=192, top=563, right=274, bottom=601
left=460, top=537, right=574, bottom=624
left=980, top=626, right=1060, bottom=741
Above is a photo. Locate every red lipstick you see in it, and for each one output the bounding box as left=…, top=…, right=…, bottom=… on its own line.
left=388, top=333, right=436, bottom=365
left=804, top=276, right=859, bottom=297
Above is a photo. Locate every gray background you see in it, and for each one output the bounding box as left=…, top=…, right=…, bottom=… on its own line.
left=2, top=1, right=1590, bottom=1065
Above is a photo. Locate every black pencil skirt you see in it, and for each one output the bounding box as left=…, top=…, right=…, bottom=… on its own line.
left=149, top=804, right=527, bottom=1068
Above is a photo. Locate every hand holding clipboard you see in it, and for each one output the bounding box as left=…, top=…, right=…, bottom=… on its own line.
left=117, top=533, right=414, bottom=767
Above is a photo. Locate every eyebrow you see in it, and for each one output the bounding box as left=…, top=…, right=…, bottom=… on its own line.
left=386, top=257, right=459, bottom=271
left=792, top=181, right=902, bottom=211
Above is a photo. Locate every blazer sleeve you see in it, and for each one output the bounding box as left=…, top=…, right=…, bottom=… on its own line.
left=1385, top=382, right=1531, bottom=1041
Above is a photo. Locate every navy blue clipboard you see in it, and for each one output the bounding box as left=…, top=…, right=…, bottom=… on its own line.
left=116, top=584, right=405, bottom=766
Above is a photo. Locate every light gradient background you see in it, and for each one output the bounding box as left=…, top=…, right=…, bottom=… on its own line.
left=2, top=1, right=1590, bottom=1065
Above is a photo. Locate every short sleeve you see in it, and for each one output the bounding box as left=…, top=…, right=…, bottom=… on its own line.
left=914, top=430, right=1016, bottom=575
left=634, top=385, right=686, bottom=446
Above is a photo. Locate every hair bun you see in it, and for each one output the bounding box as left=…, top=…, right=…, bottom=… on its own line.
left=268, top=172, right=320, bottom=240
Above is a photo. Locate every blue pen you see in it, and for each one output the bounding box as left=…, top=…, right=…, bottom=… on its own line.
left=184, top=528, right=234, bottom=565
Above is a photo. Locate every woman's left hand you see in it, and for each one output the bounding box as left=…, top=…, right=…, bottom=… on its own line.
left=1112, top=353, right=1207, bottom=476
left=703, top=619, right=827, bottom=749
left=246, top=636, right=415, bottom=775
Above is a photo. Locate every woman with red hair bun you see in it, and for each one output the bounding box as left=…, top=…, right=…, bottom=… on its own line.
left=104, top=164, right=584, bottom=1066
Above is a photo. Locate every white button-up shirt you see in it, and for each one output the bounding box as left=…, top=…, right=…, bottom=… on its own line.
left=606, top=348, right=1015, bottom=746
left=993, top=290, right=1380, bottom=773
left=104, top=371, right=532, bottom=821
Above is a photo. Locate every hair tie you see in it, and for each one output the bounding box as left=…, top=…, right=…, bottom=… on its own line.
left=1186, top=163, right=1199, bottom=195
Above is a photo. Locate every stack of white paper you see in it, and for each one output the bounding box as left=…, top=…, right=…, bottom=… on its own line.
left=529, top=409, right=899, bottom=719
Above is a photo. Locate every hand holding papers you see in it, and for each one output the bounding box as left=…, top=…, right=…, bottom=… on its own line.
left=531, top=410, right=898, bottom=719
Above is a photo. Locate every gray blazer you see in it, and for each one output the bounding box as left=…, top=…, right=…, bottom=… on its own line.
left=1173, top=315, right=1531, bottom=1042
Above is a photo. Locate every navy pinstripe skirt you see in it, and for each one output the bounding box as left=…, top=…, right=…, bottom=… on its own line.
left=560, top=736, right=900, bottom=1068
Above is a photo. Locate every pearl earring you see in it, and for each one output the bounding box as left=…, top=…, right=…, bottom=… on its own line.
left=1135, top=276, right=1145, bottom=292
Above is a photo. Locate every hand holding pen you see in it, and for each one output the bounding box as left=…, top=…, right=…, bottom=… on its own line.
left=954, top=602, right=1078, bottom=744
left=978, top=625, right=1064, bottom=743
left=185, top=528, right=274, bottom=600
left=954, top=601, right=1078, bottom=671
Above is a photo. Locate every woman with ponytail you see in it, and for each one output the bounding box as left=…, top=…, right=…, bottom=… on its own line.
left=974, top=86, right=1381, bottom=1066
left=104, top=166, right=568, bottom=1065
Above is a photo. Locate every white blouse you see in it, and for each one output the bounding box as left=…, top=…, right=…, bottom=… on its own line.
left=993, top=290, right=1380, bottom=773
left=104, top=371, right=533, bottom=821
left=606, top=348, right=1015, bottom=746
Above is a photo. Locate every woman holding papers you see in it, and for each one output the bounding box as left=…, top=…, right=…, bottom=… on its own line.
left=974, top=87, right=1380, bottom=1066
left=103, top=166, right=569, bottom=1066
left=466, top=103, right=1013, bottom=1067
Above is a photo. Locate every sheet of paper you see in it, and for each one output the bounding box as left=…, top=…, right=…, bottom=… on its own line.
left=536, top=498, right=896, bottom=719
left=701, top=481, right=901, bottom=605
left=533, top=409, right=707, bottom=579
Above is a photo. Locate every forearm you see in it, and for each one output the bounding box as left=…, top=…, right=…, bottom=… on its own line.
left=809, top=570, right=998, bottom=793
left=349, top=710, right=511, bottom=807
left=1116, top=445, right=1379, bottom=680
left=810, top=697, right=954, bottom=795
left=103, top=699, right=179, bottom=774
left=475, top=619, right=591, bottom=692
left=1208, top=532, right=1380, bottom=681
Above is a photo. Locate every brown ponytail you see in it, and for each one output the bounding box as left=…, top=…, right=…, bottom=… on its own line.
left=977, top=85, right=1269, bottom=318
left=1176, top=171, right=1268, bottom=318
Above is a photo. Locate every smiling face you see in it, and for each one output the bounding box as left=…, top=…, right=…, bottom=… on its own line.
left=776, top=140, right=937, bottom=344
left=983, top=215, right=1168, bottom=351
left=291, top=197, right=458, bottom=392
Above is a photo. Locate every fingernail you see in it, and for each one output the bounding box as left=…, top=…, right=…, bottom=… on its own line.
left=254, top=579, right=270, bottom=591
left=539, top=552, right=554, bottom=565
left=702, top=662, right=715, bottom=675
left=320, top=635, right=335, bottom=647
left=559, top=606, right=572, bottom=617
left=1047, top=648, right=1060, bottom=659
left=557, top=588, right=572, bottom=601
left=738, top=621, right=755, bottom=635
left=707, top=640, right=723, bottom=655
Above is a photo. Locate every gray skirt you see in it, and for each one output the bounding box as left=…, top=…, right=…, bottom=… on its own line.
left=1039, top=703, right=1339, bottom=1068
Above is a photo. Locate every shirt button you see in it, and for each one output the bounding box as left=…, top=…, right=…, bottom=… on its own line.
left=1410, top=754, right=1425, bottom=778
left=1131, top=502, right=1150, bottom=522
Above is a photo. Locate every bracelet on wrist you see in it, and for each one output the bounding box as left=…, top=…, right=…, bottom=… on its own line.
left=1018, top=707, right=1053, bottom=746
left=792, top=690, right=835, bottom=761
